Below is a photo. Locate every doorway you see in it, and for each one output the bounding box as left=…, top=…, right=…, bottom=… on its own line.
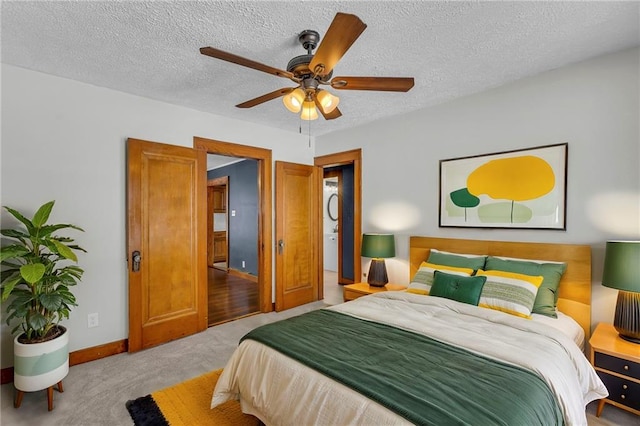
left=194, top=137, right=273, bottom=318
left=315, top=149, right=362, bottom=303
left=322, top=173, right=343, bottom=305
left=206, top=157, right=261, bottom=325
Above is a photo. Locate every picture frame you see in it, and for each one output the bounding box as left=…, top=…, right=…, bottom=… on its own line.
left=439, top=143, right=568, bottom=230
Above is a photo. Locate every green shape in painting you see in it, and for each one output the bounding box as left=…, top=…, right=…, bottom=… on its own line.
left=449, top=188, right=480, bottom=222
left=478, top=202, right=533, bottom=224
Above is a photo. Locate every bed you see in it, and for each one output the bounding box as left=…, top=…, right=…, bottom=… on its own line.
left=211, top=236, right=607, bottom=425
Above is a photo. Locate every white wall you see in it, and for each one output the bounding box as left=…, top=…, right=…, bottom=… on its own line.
left=316, top=48, right=640, bottom=333
left=0, top=64, right=315, bottom=367
left=2, top=47, right=638, bottom=368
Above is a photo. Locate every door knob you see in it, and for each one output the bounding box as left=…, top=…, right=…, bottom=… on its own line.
left=278, top=239, right=285, bottom=255
left=132, top=250, right=141, bottom=272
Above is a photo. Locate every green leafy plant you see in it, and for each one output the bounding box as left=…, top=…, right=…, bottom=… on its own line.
left=1, top=201, right=85, bottom=343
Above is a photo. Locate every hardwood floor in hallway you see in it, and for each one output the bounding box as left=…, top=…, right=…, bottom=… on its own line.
left=208, top=268, right=343, bottom=327
left=208, top=267, right=259, bottom=326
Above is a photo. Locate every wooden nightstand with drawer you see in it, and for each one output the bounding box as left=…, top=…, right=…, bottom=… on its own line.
left=589, top=323, right=640, bottom=417
left=343, top=283, right=407, bottom=302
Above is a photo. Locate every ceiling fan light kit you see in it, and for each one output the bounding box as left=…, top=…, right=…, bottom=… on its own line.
left=200, top=12, right=414, bottom=123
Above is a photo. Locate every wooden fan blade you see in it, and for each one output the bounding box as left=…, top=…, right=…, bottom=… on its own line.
left=323, top=106, right=342, bottom=120
left=200, top=47, right=294, bottom=80
left=236, top=88, right=294, bottom=108
left=313, top=95, right=342, bottom=120
left=309, top=13, right=367, bottom=77
left=330, top=76, right=415, bottom=92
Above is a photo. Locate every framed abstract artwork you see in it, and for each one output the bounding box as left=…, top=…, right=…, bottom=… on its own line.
left=439, top=143, right=568, bottom=230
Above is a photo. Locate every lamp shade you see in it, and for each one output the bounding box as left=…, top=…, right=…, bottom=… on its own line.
left=602, top=241, right=640, bottom=292
left=282, top=88, right=305, bottom=113
left=361, top=234, right=395, bottom=259
left=316, top=90, right=340, bottom=114
left=300, top=100, right=318, bottom=120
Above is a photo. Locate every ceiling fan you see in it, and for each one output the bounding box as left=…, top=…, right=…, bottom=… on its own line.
left=200, top=12, right=415, bottom=121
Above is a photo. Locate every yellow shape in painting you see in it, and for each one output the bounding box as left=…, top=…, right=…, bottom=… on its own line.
left=467, top=156, right=555, bottom=201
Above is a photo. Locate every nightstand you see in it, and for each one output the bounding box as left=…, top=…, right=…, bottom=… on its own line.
left=343, top=282, right=406, bottom=302
left=589, top=323, right=640, bottom=417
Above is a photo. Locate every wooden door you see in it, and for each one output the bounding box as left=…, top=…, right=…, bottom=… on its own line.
left=212, top=187, right=226, bottom=212
left=213, top=232, right=227, bottom=263
left=207, top=177, right=228, bottom=268
left=275, top=161, right=320, bottom=311
left=127, top=138, right=207, bottom=352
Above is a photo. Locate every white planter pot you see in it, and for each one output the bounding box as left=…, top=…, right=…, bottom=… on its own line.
left=13, top=326, right=69, bottom=392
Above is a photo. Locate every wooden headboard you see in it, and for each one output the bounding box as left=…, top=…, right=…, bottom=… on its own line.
left=409, top=236, right=592, bottom=340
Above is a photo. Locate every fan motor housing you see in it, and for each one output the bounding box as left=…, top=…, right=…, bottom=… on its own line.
left=287, top=54, right=333, bottom=80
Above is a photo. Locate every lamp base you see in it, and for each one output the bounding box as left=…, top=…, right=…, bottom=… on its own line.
left=367, top=259, right=388, bottom=287
left=613, top=290, right=640, bottom=344
left=618, top=334, right=640, bottom=344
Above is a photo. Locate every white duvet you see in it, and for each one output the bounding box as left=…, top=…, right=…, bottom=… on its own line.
left=212, top=292, right=607, bottom=425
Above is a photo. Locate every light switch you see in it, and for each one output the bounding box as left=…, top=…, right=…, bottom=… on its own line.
left=231, top=210, right=236, bottom=217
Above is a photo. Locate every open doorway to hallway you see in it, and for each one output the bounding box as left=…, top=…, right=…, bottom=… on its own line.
left=206, top=153, right=260, bottom=326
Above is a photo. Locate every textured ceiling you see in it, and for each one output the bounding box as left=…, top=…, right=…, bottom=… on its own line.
left=2, top=1, right=639, bottom=137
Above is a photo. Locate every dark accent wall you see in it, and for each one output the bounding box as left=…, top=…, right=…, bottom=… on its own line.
left=207, top=160, right=258, bottom=275
left=341, top=165, right=355, bottom=281
left=327, top=164, right=355, bottom=281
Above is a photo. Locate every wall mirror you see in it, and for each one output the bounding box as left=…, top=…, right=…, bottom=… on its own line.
left=327, top=193, right=338, bottom=221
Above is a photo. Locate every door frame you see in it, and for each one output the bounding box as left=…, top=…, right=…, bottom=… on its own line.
left=315, top=149, right=362, bottom=289
left=194, top=137, right=273, bottom=313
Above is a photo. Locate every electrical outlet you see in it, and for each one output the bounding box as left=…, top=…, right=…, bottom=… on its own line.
left=88, top=313, right=99, bottom=328
left=242, top=260, right=246, bottom=268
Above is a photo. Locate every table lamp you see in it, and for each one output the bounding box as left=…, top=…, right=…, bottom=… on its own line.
left=361, top=233, right=395, bottom=287
left=602, top=240, right=640, bottom=343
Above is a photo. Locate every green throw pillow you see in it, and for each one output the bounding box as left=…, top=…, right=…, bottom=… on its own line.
left=427, top=249, right=487, bottom=270
left=430, top=271, right=487, bottom=306
left=484, top=257, right=567, bottom=318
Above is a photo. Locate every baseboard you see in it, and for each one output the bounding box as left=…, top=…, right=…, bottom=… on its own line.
left=228, top=268, right=258, bottom=283
left=69, top=339, right=128, bottom=366
left=1, top=367, right=14, bottom=385
left=1, top=339, right=128, bottom=385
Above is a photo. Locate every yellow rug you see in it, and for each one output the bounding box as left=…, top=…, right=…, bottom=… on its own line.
left=126, top=369, right=259, bottom=426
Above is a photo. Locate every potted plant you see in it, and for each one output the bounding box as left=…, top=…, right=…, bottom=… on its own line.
left=1, top=200, right=85, bottom=409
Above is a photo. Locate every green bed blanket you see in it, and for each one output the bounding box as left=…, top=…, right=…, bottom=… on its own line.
left=242, top=309, right=562, bottom=426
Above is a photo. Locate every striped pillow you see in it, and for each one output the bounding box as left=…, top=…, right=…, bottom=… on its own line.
left=476, top=270, right=544, bottom=319
left=407, top=262, right=474, bottom=295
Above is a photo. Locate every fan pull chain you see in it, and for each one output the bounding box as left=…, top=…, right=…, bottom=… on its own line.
left=308, top=118, right=311, bottom=148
